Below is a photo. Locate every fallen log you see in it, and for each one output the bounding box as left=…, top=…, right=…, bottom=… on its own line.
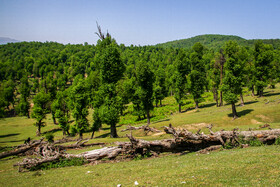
left=56, top=140, right=106, bottom=149
left=82, top=147, right=122, bottom=161
left=13, top=124, right=280, bottom=171
left=121, top=125, right=161, bottom=134
left=0, top=138, right=44, bottom=159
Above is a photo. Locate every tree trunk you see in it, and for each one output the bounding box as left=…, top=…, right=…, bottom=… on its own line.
left=179, top=103, right=181, bottom=113
left=79, top=132, right=83, bottom=140
left=219, top=64, right=224, bottom=107
left=110, top=123, right=119, bottom=138
left=240, top=93, right=245, bottom=106
left=213, top=88, right=219, bottom=107
left=52, top=111, right=57, bottom=124
left=259, top=90, right=263, bottom=97
left=231, top=103, right=238, bottom=119
left=147, top=109, right=150, bottom=125
left=219, top=91, right=223, bottom=107
left=195, top=100, right=199, bottom=109
left=91, top=130, right=95, bottom=139
left=160, top=100, right=162, bottom=107
left=251, top=86, right=255, bottom=97
left=36, top=123, right=41, bottom=136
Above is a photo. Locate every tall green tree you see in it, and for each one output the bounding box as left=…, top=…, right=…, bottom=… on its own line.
left=69, top=79, right=89, bottom=139
left=222, top=41, right=243, bottom=119
left=254, top=41, right=274, bottom=97
left=135, top=60, right=154, bottom=124
left=154, top=66, right=167, bottom=107
left=189, top=42, right=205, bottom=109
left=52, top=90, right=70, bottom=135
left=174, top=50, right=189, bottom=113
left=16, top=76, right=31, bottom=118
left=31, top=92, right=50, bottom=136
left=92, top=26, right=125, bottom=138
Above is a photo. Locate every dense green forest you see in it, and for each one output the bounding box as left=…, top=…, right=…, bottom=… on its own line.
left=0, top=33, right=280, bottom=138
left=156, top=34, right=280, bottom=50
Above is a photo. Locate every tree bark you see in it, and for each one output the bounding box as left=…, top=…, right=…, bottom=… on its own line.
left=79, top=132, right=83, bottom=140
left=0, top=138, right=44, bottom=159
left=36, top=123, right=41, bottom=136
left=179, top=103, right=181, bottom=113
left=51, top=110, right=57, bottom=124
left=110, top=123, right=119, bottom=138
left=121, top=125, right=161, bottom=133
left=251, top=86, right=255, bottom=97
left=12, top=126, right=280, bottom=171
left=147, top=109, right=150, bottom=125
left=219, top=91, right=223, bottom=107
left=91, top=130, right=95, bottom=139
left=231, top=103, right=238, bottom=119
left=240, top=93, right=245, bottom=106
left=195, top=100, right=199, bottom=109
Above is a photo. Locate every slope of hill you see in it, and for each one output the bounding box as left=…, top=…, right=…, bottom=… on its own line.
left=0, top=37, right=21, bottom=45
left=156, top=34, right=245, bottom=49
left=156, top=34, right=280, bottom=49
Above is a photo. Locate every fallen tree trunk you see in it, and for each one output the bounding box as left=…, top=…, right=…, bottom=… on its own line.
left=0, top=138, right=45, bottom=159
left=13, top=124, right=280, bottom=171
left=82, top=147, right=123, bottom=161
left=56, top=140, right=105, bottom=149
left=121, top=125, right=161, bottom=134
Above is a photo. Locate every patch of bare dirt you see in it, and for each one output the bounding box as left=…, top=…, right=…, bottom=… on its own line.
left=255, top=115, right=272, bottom=122
left=251, top=119, right=262, bottom=124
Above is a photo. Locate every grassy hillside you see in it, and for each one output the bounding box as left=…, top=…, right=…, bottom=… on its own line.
left=156, top=34, right=280, bottom=49
left=0, top=85, right=279, bottom=186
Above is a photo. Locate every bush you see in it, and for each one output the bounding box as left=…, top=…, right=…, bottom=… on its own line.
left=274, top=137, right=280, bottom=145
left=45, top=133, right=54, bottom=143
left=30, top=157, right=87, bottom=171
left=70, top=126, right=77, bottom=137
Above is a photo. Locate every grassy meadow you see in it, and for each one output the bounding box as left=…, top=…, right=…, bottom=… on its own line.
left=0, top=85, right=280, bottom=186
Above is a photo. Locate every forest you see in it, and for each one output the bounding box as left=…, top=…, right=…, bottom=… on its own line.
left=0, top=32, right=280, bottom=140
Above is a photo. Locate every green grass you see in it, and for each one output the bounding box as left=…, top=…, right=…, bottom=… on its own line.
left=1, top=85, right=279, bottom=148
left=0, top=85, right=280, bottom=186
left=1, top=145, right=280, bottom=186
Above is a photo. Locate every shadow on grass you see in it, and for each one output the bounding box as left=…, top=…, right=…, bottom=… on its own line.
left=228, top=109, right=254, bottom=118
left=0, top=133, right=20, bottom=138
left=242, top=100, right=258, bottom=105
left=263, top=92, right=280, bottom=97
left=153, top=118, right=170, bottom=124
left=200, top=102, right=216, bottom=109
left=95, top=132, right=111, bottom=138
left=101, top=125, right=122, bottom=131
left=42, top=128, right=62, bottom=135
left=0, top=139, right=26, bottom=143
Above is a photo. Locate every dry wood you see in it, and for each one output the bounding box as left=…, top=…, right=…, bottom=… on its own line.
left=121, top=125, right=161, bottom=134
left=0, top=138, right=44, bottom=159
left=12, top=124, right=280, bottom=171
left=82, top=147, right=122, bottom=161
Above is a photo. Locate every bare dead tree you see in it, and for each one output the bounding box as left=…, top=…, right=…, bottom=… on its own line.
left=95, top=22, right=111, bottom=40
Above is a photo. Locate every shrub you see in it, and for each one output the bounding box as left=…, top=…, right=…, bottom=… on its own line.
left=45, top=133, right=54, bottom=143
left=30, top=157, right=87, bottom=171
left=274, top=137, right=280, bottom=145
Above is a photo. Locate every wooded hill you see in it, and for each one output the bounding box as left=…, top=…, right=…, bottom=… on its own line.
left=0, top=30, right=279, bottom=139
left=156, top=34, right=280, bottom=50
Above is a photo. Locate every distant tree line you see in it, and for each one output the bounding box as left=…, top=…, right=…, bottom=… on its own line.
left=0, top=31, right=279, bottom=138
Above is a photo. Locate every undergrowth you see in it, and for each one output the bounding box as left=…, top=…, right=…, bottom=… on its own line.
left=30, top=157, right=87, bottom=171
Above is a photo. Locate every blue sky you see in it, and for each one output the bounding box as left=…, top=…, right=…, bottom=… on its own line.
left=0, top=0, right=280, bottom=46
